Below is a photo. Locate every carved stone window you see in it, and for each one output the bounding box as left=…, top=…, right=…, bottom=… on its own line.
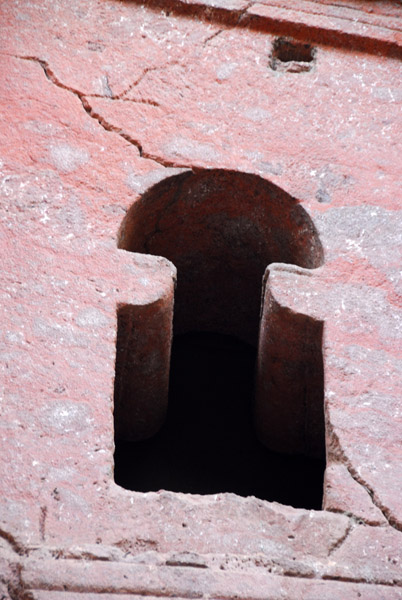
left=113, top=169, right=325, bottom=508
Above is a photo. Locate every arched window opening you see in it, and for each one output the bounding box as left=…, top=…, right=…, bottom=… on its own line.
left=114, top=169, right=325, bottom=509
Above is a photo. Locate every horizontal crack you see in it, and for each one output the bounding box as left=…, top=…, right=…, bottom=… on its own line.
left=325, top=507, right=387, bottom=528
left=165, top=560, right=208, bottom=568
left=118, top=98, right=161, bottom=107
left=321, top=573, right=402, bottom=588
left=22, top=561, right=402, bottom=593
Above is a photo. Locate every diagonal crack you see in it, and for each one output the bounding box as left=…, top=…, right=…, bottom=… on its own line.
left=203, top=29, right=224, bottom=45
left=113, top=58, right=182, bottom=101
left=235, top=1, right=255, bottom=25
left=10, top=53, right=382, bottom=177
left=328, top=520, right=353, bottom=556
left=0, top=527, right=26, bottom=556
left=326, top=422, right=402, bottom=533
left=15, top=56, right=184, bottom=170
left=7, top=563, right=30, bottom=600
left=117, top=66, right=160, bottom=100
left=345, top=463, right=402, bottom=532
left=80, top=96, right=145, bottom=154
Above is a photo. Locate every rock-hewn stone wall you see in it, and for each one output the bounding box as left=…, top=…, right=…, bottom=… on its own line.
left=0, top=0, right=401, bottom=596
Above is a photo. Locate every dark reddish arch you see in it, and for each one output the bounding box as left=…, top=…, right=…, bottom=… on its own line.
left=118, top=169, right=323, bottom=344
left=115, top=169, right=325, bottom=471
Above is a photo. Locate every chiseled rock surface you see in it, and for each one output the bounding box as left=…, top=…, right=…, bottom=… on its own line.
left=0, top=0, right=401, bottom=597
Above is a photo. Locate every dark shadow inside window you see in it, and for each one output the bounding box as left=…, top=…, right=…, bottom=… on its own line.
left=114, top=170, right=325, bottom=509
left=114, top=331, right=325, bottom=509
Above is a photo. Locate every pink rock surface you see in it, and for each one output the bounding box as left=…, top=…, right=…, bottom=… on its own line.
left=323, top=463, right=387, bottom=526
left=0, top=0, right=401, bottom=597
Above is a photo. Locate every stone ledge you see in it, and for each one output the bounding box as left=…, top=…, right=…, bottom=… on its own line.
left=131, top=0, right=402, bottom=58
left=20, top=558, right=402, bottom=598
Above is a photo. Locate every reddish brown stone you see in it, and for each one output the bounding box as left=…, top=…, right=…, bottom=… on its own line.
left=323, top=463, right=387, bottom=526
left=0, top=0, right=401, bottom=597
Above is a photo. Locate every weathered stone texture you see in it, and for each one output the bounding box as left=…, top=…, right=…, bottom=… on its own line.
left=0, top=0, right=401, bottom=597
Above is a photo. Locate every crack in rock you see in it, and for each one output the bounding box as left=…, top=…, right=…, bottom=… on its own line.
left=325, top=507, right=387, bottom=528
left=345, top=463, right=402, bottom=533
left=327, top=422, right=402, bottom=532
left=0, top=528, right=26, bottom=557
left=16, top=56, right=182, bottom=170
left=328, top=521, right=353, bottom=557
left=116, top=66, right=161, bottom=100
left=39, top=507, right=47, bottom=543
left=203, top=29, right=224, bottom=45
left=6, top=563, right=31, bottom=600
left=321, top=573, right=401, bottom=587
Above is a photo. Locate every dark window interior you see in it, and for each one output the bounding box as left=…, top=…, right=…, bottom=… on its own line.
left=114, top=170, right=325, bottom=510
left=114, top=331, right=325, bottom=509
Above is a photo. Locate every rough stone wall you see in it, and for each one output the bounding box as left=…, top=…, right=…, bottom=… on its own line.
left=0, top=0, right=402, bottom=597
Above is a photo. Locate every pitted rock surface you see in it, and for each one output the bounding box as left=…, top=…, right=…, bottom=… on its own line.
left=0, top=0, right=401, bottom=597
